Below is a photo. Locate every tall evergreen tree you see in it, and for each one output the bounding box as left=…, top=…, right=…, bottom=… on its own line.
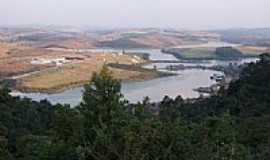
left=79, top=65, right=128, bottom=160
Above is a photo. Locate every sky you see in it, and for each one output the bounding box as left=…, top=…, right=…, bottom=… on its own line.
left=1, top=0, right=270, bottom=29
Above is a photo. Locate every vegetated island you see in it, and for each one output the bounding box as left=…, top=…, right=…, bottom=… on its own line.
left=161, top=46, right=261, bottom=60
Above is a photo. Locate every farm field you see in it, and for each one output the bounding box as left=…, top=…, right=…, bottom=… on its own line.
left=17, top=53, right=164, bottom=93
left=237, top=46, right=269, bottom=55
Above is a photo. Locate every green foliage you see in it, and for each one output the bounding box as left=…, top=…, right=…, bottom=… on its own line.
left=215, top=47, right=243, bottom=59
left=1, top=55, right=270, bottom=160
left=80, top=65, right=126, bottom=128
left=0, top=124, right=12, bottom=160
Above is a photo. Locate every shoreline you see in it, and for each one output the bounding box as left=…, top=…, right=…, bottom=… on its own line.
left=14, top=68, right=175, bottom=94
left=161, top=48, right=258, bottom=61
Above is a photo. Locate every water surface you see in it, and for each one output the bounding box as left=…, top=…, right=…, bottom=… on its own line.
left=11, top=48, right=258, bottom=106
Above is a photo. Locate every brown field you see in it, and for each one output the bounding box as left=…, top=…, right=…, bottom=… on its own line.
left=17, top=53, right=156, bottom=93
left=0, top=42, right=77, bottom=77
left=131, top=34, right=183, bottom=48
left=41, top=38, right=97, bottom=49
left=0, top=41, right=158, bottom=94
left=237, top=46, right=269, bottom=55
left=0, top=42, right=31, bottom=58
left=0, top=43, right=49, bottom=77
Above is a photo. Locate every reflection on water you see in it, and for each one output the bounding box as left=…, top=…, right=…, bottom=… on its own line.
left=11, top=48, right=259, bottom=106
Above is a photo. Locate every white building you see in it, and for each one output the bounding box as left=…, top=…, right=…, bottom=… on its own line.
left=31, top=57, right=71, bottom=66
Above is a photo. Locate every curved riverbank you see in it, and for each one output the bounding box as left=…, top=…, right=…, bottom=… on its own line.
left=11, top=68, right=222, bottom=106
left=15, top=64, right=173, bottom=94
left=10, top=48, right=258, bottom=106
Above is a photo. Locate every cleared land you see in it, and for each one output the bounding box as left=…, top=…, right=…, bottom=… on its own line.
left=0, top=42, right=81, bottom=78
left=237, top=46, right=269, bottom=55
left=0, top=43, right=52, bottom=77
left=17, top=53, right=164, bottom=93
left=0, top=41, right=164, bottom=93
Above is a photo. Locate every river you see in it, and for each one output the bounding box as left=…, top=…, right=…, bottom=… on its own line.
left=11, top=48, right=258, bottom=106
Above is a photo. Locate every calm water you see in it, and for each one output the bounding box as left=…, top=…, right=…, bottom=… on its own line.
left=11, top=48, right=258, bottom=106
left=12, top=69, right=221, bottom=106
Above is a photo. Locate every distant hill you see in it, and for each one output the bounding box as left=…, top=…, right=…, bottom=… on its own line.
left=2, top=26, right=270, bottom=49
left=212, top=28, right=270, bottom=47
left=162, top=46, right=248, bottom=60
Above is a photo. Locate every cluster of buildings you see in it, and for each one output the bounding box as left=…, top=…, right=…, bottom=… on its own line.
left=31, top=57, right=71, bottom=66
left=30, top=56, right=85, bottom=66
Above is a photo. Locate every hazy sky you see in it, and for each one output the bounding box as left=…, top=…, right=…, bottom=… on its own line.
left=1, top=0, right=270, bottom=29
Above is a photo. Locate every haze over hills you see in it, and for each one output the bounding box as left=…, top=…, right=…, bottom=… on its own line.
left=1, top=26, right=270, bottom=49
left=0, top=25, right=269, bottom=94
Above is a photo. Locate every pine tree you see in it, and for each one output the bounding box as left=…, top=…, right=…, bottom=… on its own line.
left=79, top=65, right=128, bottom=160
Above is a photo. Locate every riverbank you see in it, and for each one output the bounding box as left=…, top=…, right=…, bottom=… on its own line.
left=15, top=62, right=173, bottom=94
left=161, top=47, right=259, bottom=61
left=11, top=69, right=221, bottom=106
left=160, top=42, right=266, bottom=61
left=9, top=47, right=259, bottom=106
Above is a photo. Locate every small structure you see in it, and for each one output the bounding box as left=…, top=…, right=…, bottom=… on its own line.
left=30, top=58, right=52, bottom=65
left=153, top=65, right=157, bottom=71
left=30, top=57, right=71, bottom=66
left=166, top=64, right=185, bottom=71
left=65, top=56, right=85, bottom=61
left=210, top=73, right=225, bottom=82
left=131, top=58, right=139, bottom=64
left=118, top=52, right=123, bottom=56
left=133, top=55, right=140, bottom=60
left=194, top=84, right=220, bottom=95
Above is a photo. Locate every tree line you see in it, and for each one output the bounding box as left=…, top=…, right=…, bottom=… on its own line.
left=1, top=53, right=270, bottom=160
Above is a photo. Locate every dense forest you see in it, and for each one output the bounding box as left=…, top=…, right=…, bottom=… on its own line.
left=1, top=53, right=270, bottom=160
